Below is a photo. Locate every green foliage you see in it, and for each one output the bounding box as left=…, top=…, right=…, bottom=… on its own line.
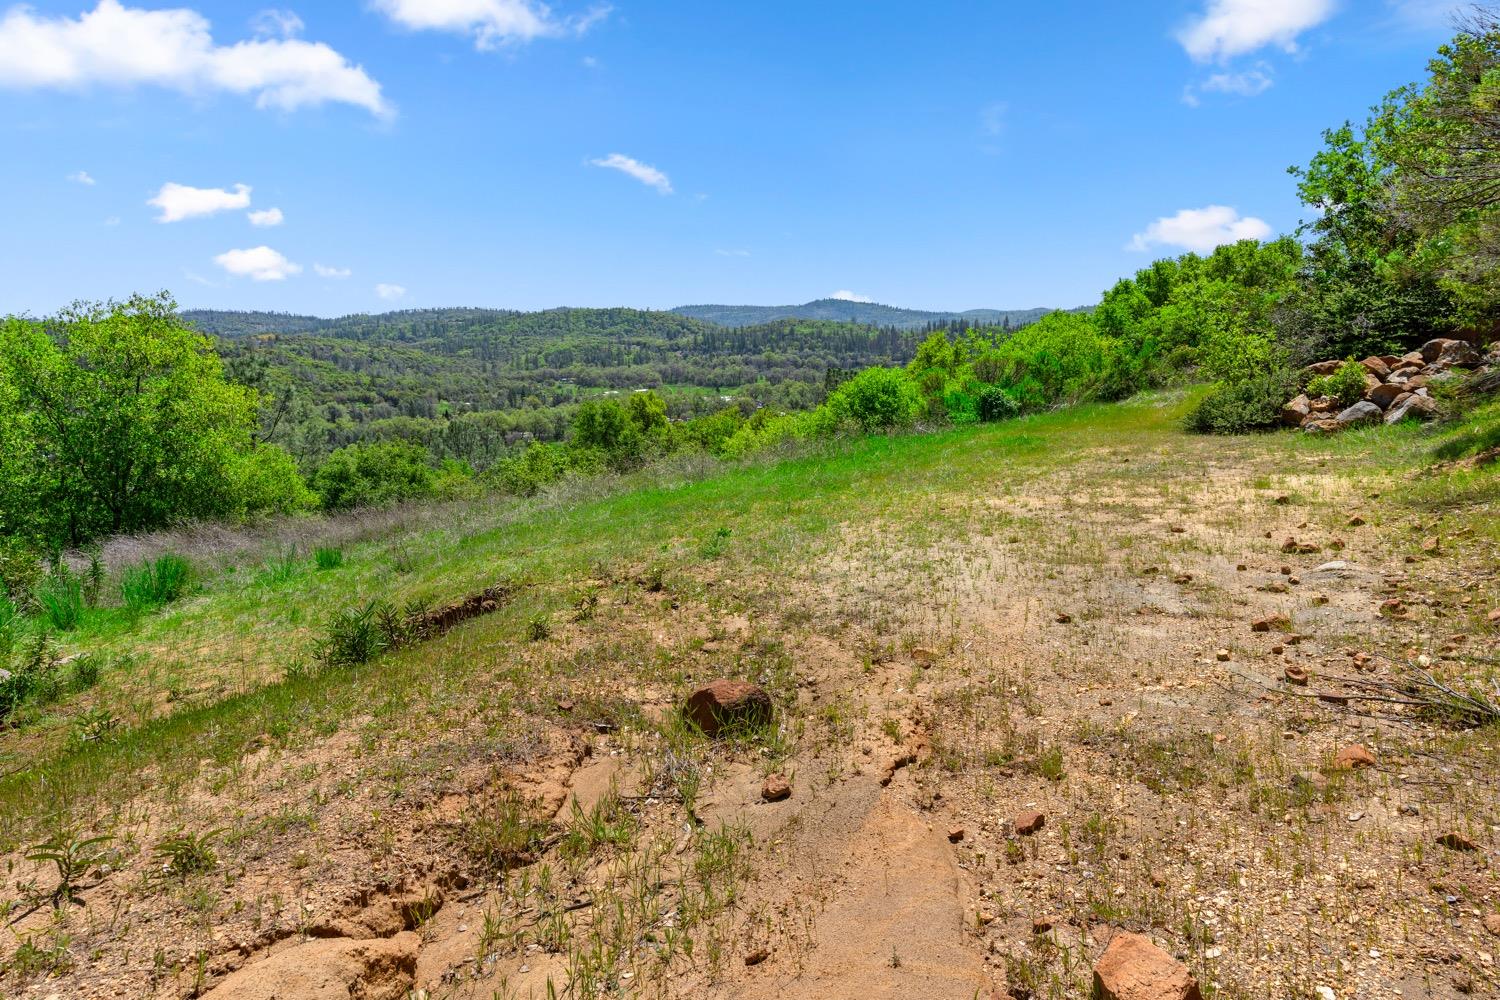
left=0, top=294, right=311, bottom=548
left=36, top=567, right=83, bottom=632
left=315, top=602, right=391, bottom=668
left=25, top=833, right=113, bottom=905
left=488, top=441, right=569, bottom=497
left=976, top=385, right=1020, bottom=422
left=1186, top=370, right=1302, bottom=435
left=313, top=547, right=344, bottom=571
left=153, top=830, right=221, bottom=882
left=826, top=366, right=920, bottom=431
left=1307, top=361, right=1369, bottom=406
left=311, top=440, right=441, bottom=511
left=120, top=555, right=191, bottom=615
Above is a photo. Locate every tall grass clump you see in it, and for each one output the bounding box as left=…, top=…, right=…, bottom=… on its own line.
left=36, top=568, right=83, bottom=632
left=120, top=554, right=192, bottom=614
left=313, top=547, right=344, bottom=571
left=315, top=602, right=390, bottom=668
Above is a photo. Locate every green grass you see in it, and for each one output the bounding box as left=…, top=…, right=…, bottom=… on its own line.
left=0, top=388, right=1489, bottom=847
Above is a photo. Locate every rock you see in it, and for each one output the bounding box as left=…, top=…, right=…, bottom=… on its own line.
left=1366, top=382, right=1406, bottom=409
left=1401, top=350, right=1426, bottom=367
left=1385, top=393, right=1438, bottom=425
left=744, top=947, right=770, bottom=966
left=1055, top=612, right=1073, bottom=624
left=1363, top=372, right=1384, bottom=395
left=1305, top=360, right=1342, bottom=376
left=1302, top=418, right=1344, bottom=435
left=910, top=647, right=937, bottom=664
left=1014, top=810, right=1046, bottom=836
left=1032, top=914, right=1061, bottom=934
left=761, top=774, right=791, bottom=802
left=1438, top=340, right=1482, bottom=366
left=202, top=933, right=420, bottom=1000
left=1488, top=608, right=1500, bottom=624
left=1438, top=831, right=1479, bottom=852
left=684, top=680, right=774, bottom=737
left=1252, top=614, right=1291, bottom=633
left=1333, top=745, right=1376, bottom=770
left=1335, top=401, right=1383, bottom=427
left=1346, top=515, right=1365, bottom=527
left=1484, top=914, right=1500, bottom=938
left=1215, top=649, right=1231, bottom=662
left=1421, top=338, right=1464, bottom=364
left=1361, top=356, right=1392, bottom=379
left=947, top=826, right=965, bottom=843
left=1380, top=599, right=1408, bottom=617
left=1421, top=535, right=1441, bottom=555
left=1092, top=932, right=1203, bottom=1000
left=1282, top=395, right=1312, bottom=427
left=1284, top=665, right=1309, bottom=686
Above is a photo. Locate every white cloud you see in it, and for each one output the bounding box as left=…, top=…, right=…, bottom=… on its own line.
left=1129, top=205, right=1273, bottom=254
left=68, top=170, right=96, bottom=185
left=251, top=9, right=303, bottom=38
left=148, top=182, right=251, bottom=222
left=589, top=153, right=672, bottom=194
left=373, top=0, right=610, bottom=51
left=0, top=1, right=392, bottom=118
left=830, top=290, right=873, bottom=303
left=247, top=206, right=284, bottom=227
left=375, top=282, right=407, bottom=300
left=1201, top=65, right=1273, bottom=97
left=714, top=248, right=751, bottom=257
left=214, top=245, right=301, bottom=281
left=1177, top=0, right=1337, bottom=62
left=314, top=262, right=352, bottom=278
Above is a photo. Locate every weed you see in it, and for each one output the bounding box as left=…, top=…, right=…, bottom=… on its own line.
left=313, top=546, right=345, bottom=571
left=526, top=612, right=553, bottom=642
left=699, top=526, right=732, bottom=559
left=35, top=567, right=83, bottom=632
left=315, top=602, right=390, bottom=668
left=257, top=549, right=300, bottom=586
left=463, top=787, right=551, bottom=872
left=154, top=830, right=222, bottom=882
left=25, top=833, right=114, bottom=905
left=559, top=790, right=637, bottom=862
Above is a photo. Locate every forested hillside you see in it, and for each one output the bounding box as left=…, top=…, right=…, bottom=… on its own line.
left=669, top=298, right=1057, bottom=329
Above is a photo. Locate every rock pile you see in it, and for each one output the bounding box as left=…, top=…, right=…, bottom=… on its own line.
left=1283, top=337, right=1498, bottom=434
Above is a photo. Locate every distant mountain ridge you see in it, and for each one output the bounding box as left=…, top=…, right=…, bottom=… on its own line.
left=669, top=298, right=1059, bottom=330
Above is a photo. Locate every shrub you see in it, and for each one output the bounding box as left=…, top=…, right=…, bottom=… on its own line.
left=1307, top=360, right=1368, bottom=407
left=976, top=385, right=1020, bottom=422
left=311, top=441, right=437, bottom=512
left=489, top=442, right=569, bottom=497
left=1186, top=370, right=1301, bottom=435
left=36, top=567, right=83, bottom=632
left=0, top=536, right=42, bottom=605
left=316, top=602, right=390, bottom=667
left=827, top=366, right=920, bottom=432
left=0, top=593, right=18, bottom=656
left=313, top=547, right=344, bottom=571
left=120, top=554, right=191, bottom=613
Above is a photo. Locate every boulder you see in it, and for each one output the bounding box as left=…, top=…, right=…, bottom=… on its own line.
left=1334, top=745, right=1376, bottom=770
left=1304, top=360, right=1342, bottom=376
left=1385, top=393, right=1438, bottom=425
left=1362, top=372, right=1384, bottom=395
left=1360, top=357, right=1392, bottom=379
left=1282, top=394, right=1312, bottom=427
left=1421, top=338, right=1463, bottom=363
left=1401, top=351, right=1426, bottom=367
left=1366, top=382, right=1406, bottom=409
left=1092, top=932, right=1203, bottom=1000
left=684, top=680, right=774, bottom=737
left=1334, top=401, right=1382, bottom=427
left=1302, top=418, right=1343, bottom=435
left=202, top=934, right=420, bottom=1000
left=1438, top=341, right=1482, bottom=366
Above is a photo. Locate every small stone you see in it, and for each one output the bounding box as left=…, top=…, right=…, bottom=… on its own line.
left=744, top=948, right=770, bottom=966
left=1274, top=494, right=1290, bottom=505
left=1347, top=515, right=1365, bottom=527
left=1014, top=811, right=1046, bottom=836
left=1333, top=745, right=1376, bottom=770
left=1487, top=608, right=1500, bottom=624
left=1032, top=914, right=1060, bottom=934
left=761, top=774, right=792, bottom=802
left=1438, top=831, right=1479, bottom=852
left=1284, top=665, right=1309, bottom=686
left=684, top=680, right=773, bottom=737
left=1055, top=612, right=1073, bottom=624
left=1092, top=932, right=1203, bottom=1000
left=1252, top=615, right=1291, bottom=633
left=1422, top=535, right=1442, bottom=555
left=1484, top=914, right=1500, bottom=938
left=1215, top=649, right=1231, bottom=662
left=948, top=827, right=965, bottom=843
left=910, top=648, right=937, bottom=664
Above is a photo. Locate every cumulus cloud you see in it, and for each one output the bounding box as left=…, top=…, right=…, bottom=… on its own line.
left=1129, top=206, right=1272, bottom=254
left=373, top=0, right=610, bottom=51
left=830, top=290, right=874, bottom=303
left=68, top=170, right=96, bottom=185
left=589, top=153, right=672, bottom=194
left=1177, top=0, right=1337, bottom=62
left=251, top=8, right=303, bottom=39
left=375, top=282, right=407, bottom=300
left=214, top=245, right=301, bottom=281
left=149, top=182, right=251, bottom=222
left=314, top=262, right=351, bottom=278
left=1202, top=65, right=1274, bottom=96
left=0, top=1, right=392, bottom=118
left=247, top=206, right=284, bottom=227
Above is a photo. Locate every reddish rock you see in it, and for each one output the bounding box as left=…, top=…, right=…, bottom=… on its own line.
left=1305, top=360, right=1342, bottom=376
left=1361, top=356, right=1392, bottom=379
left=947, top=826, right=965, bottom=843
left=1421, top=337, right=1463, bottom=363
left=1333, top=745, right=1376, bottom=770
left=1367, top=382, right=1406, bottom=409
left=1347, top=514, right=1365, bottom=527
left=1488, top=608, right=1500, bottom=624
left=1055, top=612, right=1073, bottom=624
left=1092, top=932, right=1203, bottom=1000
left=684, top=680, right=773, bottom=737
left=1421, top=535, right=1441, bottom=555
left=1282, top=395, right=1311, bottom=427
left=1438, top=831, right=1479, bottom=852
left=1380, top=599, right=1408, bottom=617
left=1251, top=615, right=1291, bottom=633
left=1483, top=913, right=1500, bottom=938
left=1032, top=914, right=1062, bottom=934
left=744, top=947, right=770, bottom=966
left=1284, top=665, right=1309, bottom=686
left=761, top=774, right=791, bottom=802
left=1014, top=810, right=1046, bottom=836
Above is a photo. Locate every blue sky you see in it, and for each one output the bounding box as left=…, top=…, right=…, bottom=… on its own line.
left=0, top=0, right=1476, bottom=316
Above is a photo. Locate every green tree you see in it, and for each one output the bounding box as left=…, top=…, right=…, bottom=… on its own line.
left=0, top=293, right=309, bottom=547
left=310, top=440, right=437, bottom=511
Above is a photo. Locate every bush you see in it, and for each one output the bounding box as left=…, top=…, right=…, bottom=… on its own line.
left=827, top=367, right=919, bottom=432
left=120, top=554, right=191, bottom=613
left=313, top=547, right=344, bottom=571
left=1185, top=371, right=1301, bottom=435
left=489, top=442, right=569, bottom=497
left=1307, top=360, right=1368, bottom=407
left=315, top=602, right=391, bottom=668
left=976, top=386, right=1020, bottom=422
left=311, top=441, right=438, bottom=512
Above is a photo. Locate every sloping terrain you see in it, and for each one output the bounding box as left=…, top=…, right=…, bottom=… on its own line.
left=1, top=393, right=1497, bottom=999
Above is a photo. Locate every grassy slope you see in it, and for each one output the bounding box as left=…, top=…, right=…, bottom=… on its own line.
left=3, top=391, right=1493, bottom=848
